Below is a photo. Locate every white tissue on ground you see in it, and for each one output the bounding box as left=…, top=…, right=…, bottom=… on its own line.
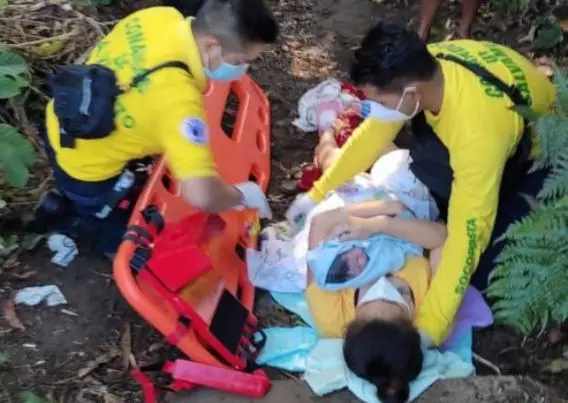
left=14, top=285, right=68, bottom=307
left=47, top=233, right=79, bottom=267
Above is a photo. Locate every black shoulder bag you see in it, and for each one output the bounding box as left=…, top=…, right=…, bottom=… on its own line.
left=48, top=61, right=190, bottom=148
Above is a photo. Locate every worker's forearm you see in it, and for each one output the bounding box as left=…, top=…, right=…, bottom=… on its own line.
left=371, top=216, right=447, bottom=249
left=181, top=176, right=242, bottom=212
left=315, top=129, right=340, bottom=172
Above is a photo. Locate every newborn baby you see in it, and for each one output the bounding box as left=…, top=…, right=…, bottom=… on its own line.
left=303, top=149, right=438, bottom=291
left=247, top=149, right=439, bottom=294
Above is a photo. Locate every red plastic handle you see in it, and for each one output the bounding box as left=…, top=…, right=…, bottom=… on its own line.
left=164, top=360, right=271, bottom=398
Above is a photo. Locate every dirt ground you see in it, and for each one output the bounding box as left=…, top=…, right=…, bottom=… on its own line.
left=1, top=0, right=567, bottom=402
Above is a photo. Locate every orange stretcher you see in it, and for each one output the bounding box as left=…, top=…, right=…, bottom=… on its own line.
left=113, top=75, right=271, bottom=401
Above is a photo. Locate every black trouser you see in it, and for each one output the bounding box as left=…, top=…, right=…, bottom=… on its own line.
left=407, top=114, right=548, bottom=290
left=40, top=130, right=145, bottom=255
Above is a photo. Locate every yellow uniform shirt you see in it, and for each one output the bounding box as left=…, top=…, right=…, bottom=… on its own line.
left=306, top=255, right=430, bottom=338
left=307, top=40, right=555, bottom=344
left=46, top=7, right=216, bottom=182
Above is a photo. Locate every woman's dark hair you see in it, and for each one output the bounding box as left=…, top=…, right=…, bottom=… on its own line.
left=350, top=20, right=437, bottom=92
left=343, top=317, right=423, bottom=403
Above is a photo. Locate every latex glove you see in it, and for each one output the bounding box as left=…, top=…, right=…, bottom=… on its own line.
left=234, top=182, right=273, bottom=219
left=285, top=193, right=317, bottom=228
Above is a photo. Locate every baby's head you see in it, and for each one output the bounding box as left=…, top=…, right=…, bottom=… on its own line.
left=343, top=296, right=422, bottom=403
left=326, top=247, right=369, bottom=284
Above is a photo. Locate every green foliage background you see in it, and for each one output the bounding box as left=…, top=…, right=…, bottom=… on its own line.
left=488, top=70, right=568, bottom=334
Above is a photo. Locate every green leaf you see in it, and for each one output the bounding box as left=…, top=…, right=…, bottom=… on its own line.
left=0, top=234, right=19, bottom=257
left=533, top=15, right=564, bottom=49
left=0, top=351, right=9, bottom=365
left=0, top=124, right=36, bottom=188
left=0, top=75, right=25, bottom=99
left=19, top=391, right=47, bottom=403
left=11, top=74, right=28, bottom=88
left=0, top=49, right=27, bottom=76
left=22, top=233, right=45, bottom=251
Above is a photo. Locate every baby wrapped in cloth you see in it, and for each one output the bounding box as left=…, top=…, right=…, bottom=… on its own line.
left=247, top=148, right=439, bottom=297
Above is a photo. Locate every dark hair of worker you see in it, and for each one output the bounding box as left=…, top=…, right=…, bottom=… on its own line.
left=192, top=0, right=278, bottom=47
left=350, top=20, right=438, bottom=92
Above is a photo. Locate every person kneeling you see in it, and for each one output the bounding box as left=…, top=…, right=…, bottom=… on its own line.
left=29, top=0, right=278, bottom=255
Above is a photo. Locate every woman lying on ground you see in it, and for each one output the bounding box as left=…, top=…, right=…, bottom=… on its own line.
left=304, top=137, right=447, bottom=403
left=305, top=195, right=446, bottom=403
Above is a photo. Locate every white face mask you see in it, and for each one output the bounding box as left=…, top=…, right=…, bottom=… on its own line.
left=357, top=277, right=411, bottom=316
left=359, top=87, right=420, bottom=122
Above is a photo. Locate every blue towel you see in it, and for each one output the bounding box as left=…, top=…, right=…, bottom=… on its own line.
left=257, top=292, right=477, bottom=401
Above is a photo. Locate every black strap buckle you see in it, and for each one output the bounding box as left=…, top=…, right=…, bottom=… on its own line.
left=129, top=245, right=152, bottom=273
left=142, top=205, right=165, bottom=233
left=244, top=329, right=267, bottom=372
left=60, top=128, right=76, bottom=148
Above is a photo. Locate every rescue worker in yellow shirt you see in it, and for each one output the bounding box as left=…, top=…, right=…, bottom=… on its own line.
left=30, top=0, right=278, bottom=255
left=286, top=21, right=555, bottom=347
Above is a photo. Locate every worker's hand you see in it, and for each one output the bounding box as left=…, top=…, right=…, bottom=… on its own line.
left=286, top=193, right=317, bottom=229
left=233, top=182, right=273, bottom=219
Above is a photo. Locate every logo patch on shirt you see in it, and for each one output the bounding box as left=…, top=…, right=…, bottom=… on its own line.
left=181, top=118, right=207, bottom=145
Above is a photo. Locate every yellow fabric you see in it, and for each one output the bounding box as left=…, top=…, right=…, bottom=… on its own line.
left=306, top=40, right=556, bottom=344
left=393, top=255, right=430, bottom=310
left=305, top=284, right=356, bottom=339
left=306, top=255, right=431, bottom=339
left=46, top=8, right=216, bottom=181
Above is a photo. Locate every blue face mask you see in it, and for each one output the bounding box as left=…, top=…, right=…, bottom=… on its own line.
left=205, top=53, right=249, bottom=82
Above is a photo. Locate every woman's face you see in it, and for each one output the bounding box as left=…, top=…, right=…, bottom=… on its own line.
left=356, top=299, right=408, bottom=323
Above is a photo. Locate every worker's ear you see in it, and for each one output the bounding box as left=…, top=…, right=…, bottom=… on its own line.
left=402, top=84, right=420, bottom=98
left=201, top=37, right=222, bottom=55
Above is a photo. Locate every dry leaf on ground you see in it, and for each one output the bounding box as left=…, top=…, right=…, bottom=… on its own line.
left=120, top=323, right=132, bottom=371
left=56, top=349, right=120, bottom=384
left=77, top=350, right=120, bottom=379
left=10, top=270, right=37, bottom=280
left=542, top=358, right=568, bottom=374
left=104, top=392, right=124, bottom=403
left=2, top=299, right=25, bottom=330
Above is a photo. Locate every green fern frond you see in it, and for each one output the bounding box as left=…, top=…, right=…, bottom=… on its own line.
left=552, top=67, right=568, bottom=118
left=490, top=68, right=568, bottom=334
left=495, top=205, right=568, bottom=242
left=494, top=242, right=553, bottom=264
left=538, top=154, right=568, bottom=200
left=534, top=114, right=568, bottom=166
